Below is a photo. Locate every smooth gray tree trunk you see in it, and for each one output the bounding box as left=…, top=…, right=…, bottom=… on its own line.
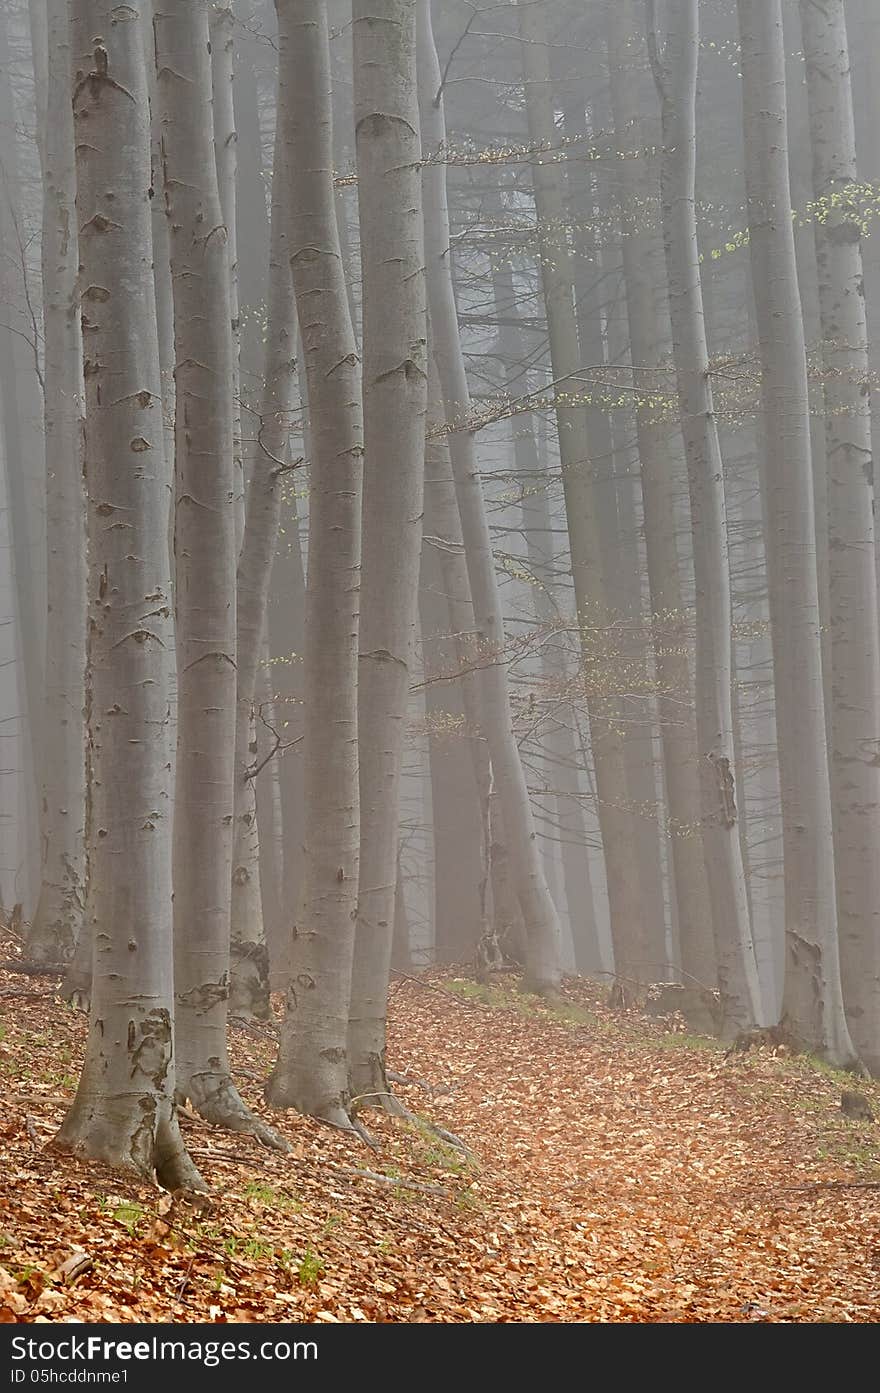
left=648, top=0, right=762, bottom=1035
left=25, top=0, right=87, bottom=969
left=609, top=0, right=717, bottom=1004
left=347, top=0, right=428, bottom=1108
left=799, top=0, right=880, bottom=1073
left=738, top=0, right=858, bottom=1064
left=156, top=0, right=283, bottom=1145
left=56, top=1, right=202, bottom=1189
left=267, top=0, right=364, bottom=1126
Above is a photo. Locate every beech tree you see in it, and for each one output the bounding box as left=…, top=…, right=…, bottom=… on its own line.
left=56, top=0, right=200, bottom=1188
left=648, top=0, right=762, bottom=1035
left=24, top=0, right=87, bottom=970
left=347, top=0, right=428, bottom=1107
left=799, top=0, right=880, bottom=1074
left=155, top=0, right=282, bottom=1144
left=738, top=0, right=857, bottom=1064
left=267, top=0, right=364, bottom=1127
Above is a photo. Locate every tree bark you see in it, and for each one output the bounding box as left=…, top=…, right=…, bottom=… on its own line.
left=55, top=1, right=202, bottom=1189
left=228, top=39, right=298, bottom=1024
left=737, top=0, right=857, bottom=1064
left=608, top=0, right=717, bottom=999
left=648, top=0, right=762, bottom=1035
left=419, top=376, right=490, bottom=966
left=24, top=0, right=87, bottom=968
left=156, top=0, right=283, bottom=1145
left=347, top=0, right=428, bottom=1106
left=799, top=0, right=880, bottom=1073
left=266, top=0, right=363, bottom=1125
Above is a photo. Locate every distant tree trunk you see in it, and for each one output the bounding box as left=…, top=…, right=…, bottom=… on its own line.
left=227, top=42, right=298, bottom=1023
left=156, top=0, right=283, bottom=1145
left=255, top=646, right=285, bottom=967
left=737, top=0, right=857, bottom=1064
left=489, top=250, right=603, bottom=976
left=267, top=463, right=306, bottom=988
left=210, top=3, right=244, bottom=548
left=24, top=0, right=87, bottom=968
left=517, top=0, right=643, bottom=986
left=233, top=11, right=271, bottom=420
left=608, top=0, right=716, bottom=998
left=417, top=0, right=561, bottom=994
left=799, top=0, right=880, bottom=1073
left=648, top=0, right=762, bottom=1036
left=0, top=2, right=43, bottom=920
left=56, top=1, right=202, bottom=1189
left=266, top=0, right=363, bottom=1126
left=419, top=377, right=489, bottom=966
left=209, top=4, right=266, bottom=996
left=347, top=0, right=428, bottom=1107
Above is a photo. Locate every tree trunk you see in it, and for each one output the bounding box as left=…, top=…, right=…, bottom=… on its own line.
left=608, top=0, right=717, bottom=998
left=55, top=2, right=202, bottom=1189
left=799, top=0, right=880, bottom=1073
left=228, top=41, right=298, bottom=1024
left=419, top=379, right=489, bottom=966
left=417, top=0, right=561, bottom=995
left=266, top=0, right=363, bottom=1126
left=737, top=0, right=857, bottom=1064
left=347, top=0, right=428, bottom=1107
left=516, top=0, right=648, bottom=986
left=156, top=0, right=283, bottom=1145
left=24, top=0, right=87, bottom=968
left=648, top=0, right=762, bottom=1035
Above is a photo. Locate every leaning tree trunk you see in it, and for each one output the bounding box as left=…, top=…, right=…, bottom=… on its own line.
left=227, top=46, right=299, bottom=1024
left=648, top=0, right=762, bottom=1037
left=266, top=0, right=364, bottom=1127
left=416, top=0, right=561, bottom=995
left=798, top=0, right=880, bottom=1075
left=347, top=0, right=428, bottom=1108
left=608, top=0, right=716, bottom=1006
left=737, top=0, right=857, bottom=1065
left=156, top=0, right=283, bottom=1146
left=55, top=2, right=202, bottom=1190
left=24, top=0, right=87, bottom=969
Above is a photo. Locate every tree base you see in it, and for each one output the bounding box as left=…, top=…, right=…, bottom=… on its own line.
left=180, top=1069, right=289, bottom=1152
left=54, top=1099, right=205, bottom=1192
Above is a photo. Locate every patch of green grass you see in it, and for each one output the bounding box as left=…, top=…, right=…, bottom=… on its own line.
left=816, top=1134, right=880, bottom=1174
left=322, top=1214, right=344, bottom=1236
left=542, top=1001, right=596, bottom=1028
left=241, top=1237, right=275, bottom=1262
left=243, top=1180, right=299, bottom=1212
left=112, top=1202, right=145, bottom=1234
left=297, top=1248, right=325, bottom=1287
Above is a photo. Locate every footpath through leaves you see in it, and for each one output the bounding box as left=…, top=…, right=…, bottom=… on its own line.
left=0, top=964, right=878, bottom=1323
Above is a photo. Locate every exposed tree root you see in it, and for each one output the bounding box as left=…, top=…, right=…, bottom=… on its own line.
left=181, top=1071, right=289, bottom=1153
left=350, top=1063, right=470, bottom=1155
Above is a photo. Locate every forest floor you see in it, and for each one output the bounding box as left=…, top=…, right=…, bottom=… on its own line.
left=1, top=956, right=879, bottom=1323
